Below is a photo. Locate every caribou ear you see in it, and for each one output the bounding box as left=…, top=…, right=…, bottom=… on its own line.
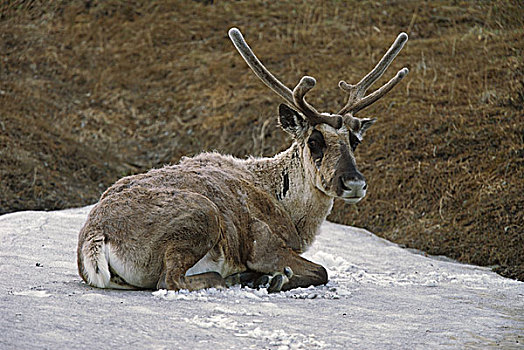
left=347, top=116, right=377, bottom=139
left=357, top=118, right=377, bottom=137
left=278, top=104, right=308, bottom=137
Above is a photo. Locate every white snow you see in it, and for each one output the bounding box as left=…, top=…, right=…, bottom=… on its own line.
left=0, top=206, right=523, bottom=349
left=12, top=290, right=51, bottom=298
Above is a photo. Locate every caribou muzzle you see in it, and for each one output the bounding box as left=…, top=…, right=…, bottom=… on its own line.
left=338, top=170, right=367, bottom=203
left=333, top=142, right=368, bottom=203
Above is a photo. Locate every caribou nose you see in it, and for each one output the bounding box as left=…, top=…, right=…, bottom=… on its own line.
left=341, top=178, right=367, bottom=192
left=340, top=172, right=367, bottom=196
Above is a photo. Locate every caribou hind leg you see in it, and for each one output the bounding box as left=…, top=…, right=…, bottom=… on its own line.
left=155, top=197, right=230, bottom=292
left=156, top=245, right=227, bottom=291
left=79, top=187, right=230, bottom=292
left=157, top=270, right=226, bottom=291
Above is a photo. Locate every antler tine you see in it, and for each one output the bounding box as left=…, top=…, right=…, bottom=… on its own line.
left=348, top=67, right=409, bottom=115
left=293, top=76, right=342, bottom=128
left=339, top=32, right=409, bottom=115
left=229, top=28, right=342, bottom=129
left=293, top=76, right=318, bottom=117
left=228, top=28, right=295, bottom=107
left=355, top=32, right=408, bottom=95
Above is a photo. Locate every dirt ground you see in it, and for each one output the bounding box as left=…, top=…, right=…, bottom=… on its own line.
left=0, top=1, right=522, bottom=280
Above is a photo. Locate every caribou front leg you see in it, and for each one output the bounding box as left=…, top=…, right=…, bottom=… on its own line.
left=224, top=270, right=266, bottom=289
left=246, top=248, right=328, bottom=293
left=245, top=219, right=328, bottom=292
left=224, top=267, right=295, bottom=292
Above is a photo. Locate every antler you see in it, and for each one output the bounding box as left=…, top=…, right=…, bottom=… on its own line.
left=228, top=28, right=342, bottom=129
left=338, top=33, right=409, bottom=116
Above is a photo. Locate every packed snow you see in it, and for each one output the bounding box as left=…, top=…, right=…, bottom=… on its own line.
left=1, top=206, right=522, bottom=349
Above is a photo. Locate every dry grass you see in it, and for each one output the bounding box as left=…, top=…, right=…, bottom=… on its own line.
left=1, top=0, right=522, bottom=280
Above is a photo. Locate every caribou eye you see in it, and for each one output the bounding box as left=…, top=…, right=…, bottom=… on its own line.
left=308, top=139, right=318, bottom=148
left=307, top=130, right=326, bottom=167
left=349, top=132, right=361, bottom=151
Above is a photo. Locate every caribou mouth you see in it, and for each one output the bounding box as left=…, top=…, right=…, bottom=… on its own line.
left=342, top=196, right=363, bottom=204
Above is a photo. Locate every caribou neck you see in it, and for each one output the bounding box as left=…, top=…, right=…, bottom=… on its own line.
left=245, top=143, right=334, bottom=250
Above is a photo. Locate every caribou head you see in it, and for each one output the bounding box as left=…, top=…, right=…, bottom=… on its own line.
left=229, top=28, right=408, bottom=203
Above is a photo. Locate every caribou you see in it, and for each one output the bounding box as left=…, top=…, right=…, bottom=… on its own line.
left=77, top=28, right=409, bottom=293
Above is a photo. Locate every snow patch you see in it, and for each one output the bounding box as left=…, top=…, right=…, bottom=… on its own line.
left=2, top=207, right=523, bottom=349
left=233, top=327, right=327, bottom=349
left=152, top=282, right=344, bottom=302
left=185, top=313, right=327, bottom=349
left=13, top=290, right=51, bottom=298
left=48, top=260, right=76, bottom=269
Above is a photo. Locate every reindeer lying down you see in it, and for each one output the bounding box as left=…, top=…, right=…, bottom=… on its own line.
left=77, top=28, right=408, bottom=293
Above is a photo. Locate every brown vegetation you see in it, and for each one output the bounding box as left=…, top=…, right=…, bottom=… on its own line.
left=1, top=1, right=522, bottom=280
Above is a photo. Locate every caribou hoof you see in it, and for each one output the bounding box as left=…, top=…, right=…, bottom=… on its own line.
left=267, top=267, right=294, bottom=293
left=254, top=275, right=271, bottom=289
